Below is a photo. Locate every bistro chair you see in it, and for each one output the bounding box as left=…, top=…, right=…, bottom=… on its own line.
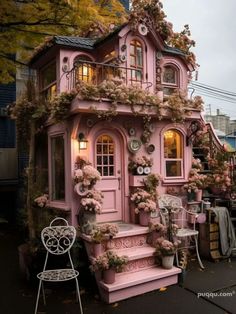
left=158, top=194, right=205, bottom=269
left=34, top=217, right=83, bottom=314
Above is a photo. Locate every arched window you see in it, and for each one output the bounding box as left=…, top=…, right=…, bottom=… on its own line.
left=96, top=135, right=115, bottom=177
left=130, top=40, right=143, bottom=82
left=162, top=65, right=178, bottom=96
left=74, top=55, right=94, bottom=83
left=164, top=129, right=183, bottom=178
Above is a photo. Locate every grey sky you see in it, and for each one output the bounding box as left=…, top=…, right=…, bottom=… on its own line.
left=163, top=0, right=236, bottom=119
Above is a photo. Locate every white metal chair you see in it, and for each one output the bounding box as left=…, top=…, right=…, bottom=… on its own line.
left=158, top=194, right=204, bottom=269
left=34, top=217, right=83, bottom=314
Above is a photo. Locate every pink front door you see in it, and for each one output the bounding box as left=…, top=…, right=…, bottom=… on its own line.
left=94, top=133, right=123, bottom=223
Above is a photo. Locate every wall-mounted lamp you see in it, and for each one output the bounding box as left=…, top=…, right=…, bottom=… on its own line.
left=78, top=132, right=88, bottom=150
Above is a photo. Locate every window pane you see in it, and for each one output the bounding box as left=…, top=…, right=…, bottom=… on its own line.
left=103, top=156, right=108, bottom=165
left=97, top=156, right=102, bottom=165
left=42, top=63, right=56, bottom=88
left=51, top=135, right=65, bottom=201
left=130, top=56, right=135, bottom=66
left=163, top=66, right=176, bottom=84
left=96, top=135, right=115, bottom=177
left=166, top=161, right=182, bottom=177
left=137, top=47, right=143, bottom=66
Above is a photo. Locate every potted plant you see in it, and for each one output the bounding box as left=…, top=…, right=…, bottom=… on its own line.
left=90, top=250, right=128, bottom=284
left=90, top=223, right=119, bottom=257
left=130, top=188, right=157, bottom=226
left=183, top=166, right=208, bottom=201
left=128, top=156, right=153, bottom=175
left=155, top=237, right=180, bottom=269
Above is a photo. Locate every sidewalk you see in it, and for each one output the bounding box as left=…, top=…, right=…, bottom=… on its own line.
left=1, top=225, right=235, bottom=314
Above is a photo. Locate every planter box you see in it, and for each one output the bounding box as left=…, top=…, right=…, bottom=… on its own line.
left=129, top=175, right=146, bottom=187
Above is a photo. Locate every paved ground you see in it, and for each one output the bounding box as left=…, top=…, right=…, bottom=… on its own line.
left=1, top=225, right=236, bottom=314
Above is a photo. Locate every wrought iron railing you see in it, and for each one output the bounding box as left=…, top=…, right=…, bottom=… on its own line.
left=66, top=60, right=153, bottom=91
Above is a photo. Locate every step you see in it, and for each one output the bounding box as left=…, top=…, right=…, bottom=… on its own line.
left=98, top=266, right=181, bottom=303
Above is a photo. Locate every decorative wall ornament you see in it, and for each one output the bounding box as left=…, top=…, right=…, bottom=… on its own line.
left=127, top=138, right=142, bottom=153
left=156, top=52, right=162, bottom=92
left=128, top=128, right=136, bottom=136
left=86, top=118, right=94, bottom=128
left=119, top=54, right=127, bottom=62
left=107, top=235, right=146, bottom=250
left=121, top=44, right=127, bottom=52
left=146, top=144, right=155, bottom=154
left=138, top=23, right=148, bottom=36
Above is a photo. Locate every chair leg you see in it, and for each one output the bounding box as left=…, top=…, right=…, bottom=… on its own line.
left=194, top=235, right=204, bottom=269
left=34, top=280, right=42, bottom=314
left=175, top=251, right=180, bottom=267
left=42, top=281, right=46, bottom=305
left=75, top=277, right=83, bottom=314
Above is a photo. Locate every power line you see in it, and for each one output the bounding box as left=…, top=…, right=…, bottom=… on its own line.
left=190, top=81, right=236, bottom=97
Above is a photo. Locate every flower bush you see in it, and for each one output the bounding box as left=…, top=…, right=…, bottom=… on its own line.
left=90, top=250, right=129, bottom=272
left=34, top=194, right=49, bottom=208
left=155, top=237, right=180, bottom=256
left=143, top=173, right=161, bottom=199
left=184, top=168, right=208, bottom=193
left=128, top=156, right=153, bottom=173
left=74, top=165, right=101, bottom=188
left=80, top=197, right=102, bottom=214
left=90, top=223, right=119, bottom=243
left=130, top=188, right=156, bottom=214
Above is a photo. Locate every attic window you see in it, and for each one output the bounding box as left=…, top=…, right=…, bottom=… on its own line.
left=162, top=65, right=178, bottom=96
left=130, top=40, right=143, bottom=83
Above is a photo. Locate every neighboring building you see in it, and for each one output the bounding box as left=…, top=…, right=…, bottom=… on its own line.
left=205, top=109, right=230, bottom=135
left=0, top=83, right=18, bottom=223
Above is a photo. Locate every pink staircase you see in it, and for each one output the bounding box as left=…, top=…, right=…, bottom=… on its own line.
left=83, top=224, right=181, bottom=303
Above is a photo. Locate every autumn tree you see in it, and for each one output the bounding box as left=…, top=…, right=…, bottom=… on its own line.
left=0, top=0, right=126, bottom=83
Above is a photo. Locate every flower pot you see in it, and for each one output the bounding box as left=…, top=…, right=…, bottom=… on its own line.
left=81, top=210, right=96, bottom=234
left=103, top=268, right=115, bottom=284
left=93, top=243, right=103, bottom=257
left=162, top=255, right=175, bottom=269
left=195, top=190, right=202, bottom=202
left=187, top=192, right=195, bottom=202
left=139, top=210, right=150, bottom=226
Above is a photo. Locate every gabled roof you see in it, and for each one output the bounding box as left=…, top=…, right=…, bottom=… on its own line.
left=163, top=45, right=186, bottom=57
left=54, top=36, right=97, bottom=50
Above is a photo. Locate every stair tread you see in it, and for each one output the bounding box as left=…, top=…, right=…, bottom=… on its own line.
left=115, top=246, right=155, bottom=259
left=100, top=266, right=181, bottom=291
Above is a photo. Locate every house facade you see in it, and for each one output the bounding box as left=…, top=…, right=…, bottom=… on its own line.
left=30, top=14, right=206, bottom=302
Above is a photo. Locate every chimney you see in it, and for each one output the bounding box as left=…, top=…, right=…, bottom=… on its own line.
left=216, top=109, right=220, bottom=115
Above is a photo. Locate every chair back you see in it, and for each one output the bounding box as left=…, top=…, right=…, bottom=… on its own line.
left=41, top=217, right=76, bottom=255
left=158, top=194, right=183, bottom=209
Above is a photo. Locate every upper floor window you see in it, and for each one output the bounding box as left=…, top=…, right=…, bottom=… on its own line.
left=75, top=55, right=94, bottom=83
left=51, top=135, right=65, bottom=201
left=162, top=65, right=178, bottom=96
left=41, top=62, right=57, bottom=101
left=164, top=129, right=183, bottom=178
left=130, top=40, right=143, bottom=83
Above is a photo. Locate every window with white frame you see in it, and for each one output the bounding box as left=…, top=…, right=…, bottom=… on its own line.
left=51, top=135, right=65, bottom=201
left=162, top=65, right=178, bottom=96
left=164, top=129, right=183, bottom=178
left=40, top=62, right=57, bottom=101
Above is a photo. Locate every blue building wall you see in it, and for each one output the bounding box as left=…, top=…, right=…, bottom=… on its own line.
left=0, top=83, right=16, bottom=148
left=119, top=0, right=129, bottom=10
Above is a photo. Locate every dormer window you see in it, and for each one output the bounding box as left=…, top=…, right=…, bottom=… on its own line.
left=130, top=40, right=143, bottom=83
left=74, top=55, right=94, bottom=83
left=40, top=62, right=57, bottom=101
left=162, top=65, right=178, bottom=96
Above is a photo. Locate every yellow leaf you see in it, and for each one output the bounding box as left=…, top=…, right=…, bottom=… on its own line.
left=159, top=287, right=167, bottom=292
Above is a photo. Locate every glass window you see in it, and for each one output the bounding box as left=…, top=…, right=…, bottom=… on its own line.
left=40, top=62, right=57, bottom=101
left=162, top=65, right=178, bottom=96
left=96, top=134, right=115, bottom=177
left=130, top=40, right=143, bottom=83
left=164, top=130, right=183, bottom=178
left=74, top=55, right=94, bottom=83
left=51, top=135, right=65, bottom=201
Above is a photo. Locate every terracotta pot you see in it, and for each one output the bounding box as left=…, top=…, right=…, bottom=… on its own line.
left=103, top=268, right=115, bottom=284
left=195, top=190, right=203, bottom=202
left=162, top=255, right=174, bottom=269
left=93, top=243, right=103, bottom=257
left=139, top=211, right=150, bottom=226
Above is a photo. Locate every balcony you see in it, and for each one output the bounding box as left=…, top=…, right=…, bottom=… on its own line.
left=66, top=60, right=153, bottom=92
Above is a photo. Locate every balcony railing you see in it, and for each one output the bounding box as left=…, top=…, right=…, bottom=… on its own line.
left=66, top=60, right=153, bottom=92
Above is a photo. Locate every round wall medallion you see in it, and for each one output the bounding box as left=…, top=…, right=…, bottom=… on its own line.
left=86, top=119, right=94, bottom=128
left=144, top=167, right=151, bottom=175
left=74, top=183, right=88, bottom=196
left=128, top=138, right=142, bottom=153
left=148, top=123, right=155, bottom=133
left=146, top=144, right=155, bottom=154
left=137, top=166, right=144, bottom=175
left=129, top=128, right=136, bottom=136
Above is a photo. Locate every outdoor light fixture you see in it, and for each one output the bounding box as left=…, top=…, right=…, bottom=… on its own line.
left=78, top=132, right=88, bottom=150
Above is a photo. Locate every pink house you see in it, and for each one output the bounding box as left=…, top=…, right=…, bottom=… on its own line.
left=30, top=12, right=206, bottom=303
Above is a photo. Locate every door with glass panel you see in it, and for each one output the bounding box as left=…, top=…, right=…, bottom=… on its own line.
left=94, top=133, right=123, bottom=222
